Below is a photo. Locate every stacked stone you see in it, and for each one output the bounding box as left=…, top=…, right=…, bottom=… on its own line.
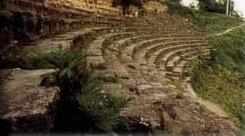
left=96, top=0, right=121, bottom=15
left=47, top=0, right=120, bottom=15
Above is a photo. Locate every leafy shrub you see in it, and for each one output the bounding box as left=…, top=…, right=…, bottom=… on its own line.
left=78, top=77, right=127, bottom=131
left=49, top=49, right=128, bottom=132
left=43, top=49, right=86, bottom=96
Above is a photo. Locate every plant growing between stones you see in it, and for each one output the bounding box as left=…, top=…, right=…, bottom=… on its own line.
left=78, top=78, right=127, bottom=131
left=44, top=49, right=128, bottom=132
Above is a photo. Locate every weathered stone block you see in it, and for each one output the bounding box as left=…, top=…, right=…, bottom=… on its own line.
left=0, top=69, right=60, bottom=132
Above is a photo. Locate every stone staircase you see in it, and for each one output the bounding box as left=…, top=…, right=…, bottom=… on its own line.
left=0, top=4, right=238, bottom=135
left=83, top=15, right=237, bottom=136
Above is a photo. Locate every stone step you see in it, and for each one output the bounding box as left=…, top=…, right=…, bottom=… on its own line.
left=101, top=29, right=165, bottom=50
left=0, top=68, right=60, bottom=132
left=86, top=27, right=159, bottom=69
left=155, top=45, right=208, bottom=67
left=23, top=26, right=111, bottom=55
left=133, top=37, right=206, bottom=64
left=87, top=32, right=134, bottom=56
left=103, top=33, right=165, bottom=57
left=117, top=32, right=206, bottom=51
left=163, top=51, right=210, bottom=81
left=144, top=39, right=207, bottom=59
left=132, top=36, right=205, bottom=56
left=160, top=46, right=209, bottom=67
left=166, top=49, right=210, bottom=68
left=172, top=51, right=210, bottom=73
left=119, top=36, right=205, bottom=64
left=146, top=41, right=207, bottom=66
left=86, top=27, right=164, bottom=69
left=87, top=31, right=132, bottom=69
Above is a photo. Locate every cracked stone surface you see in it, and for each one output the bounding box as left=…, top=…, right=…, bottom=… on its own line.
left=0, top=68, right=60, bottom=132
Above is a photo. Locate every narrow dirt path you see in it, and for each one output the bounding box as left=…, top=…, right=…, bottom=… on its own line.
left=209, top=23, right=245, bottom=37
left=183, top=82, right=228, bottom=117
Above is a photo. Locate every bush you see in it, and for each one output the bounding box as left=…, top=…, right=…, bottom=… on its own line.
left=43, top=49, right=86, bottom=95
left=49, top=49, right=128, bottom=132
left=78, top=76, right=127, bottom=131
left=199, top=0, right=226, bottom=13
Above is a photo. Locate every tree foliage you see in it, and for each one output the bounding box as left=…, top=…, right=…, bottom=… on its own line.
left=199, top=0, right=227, bottom=13
left=166, top=0, right=229, bottom=14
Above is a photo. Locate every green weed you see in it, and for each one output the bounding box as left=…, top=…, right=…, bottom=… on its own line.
left=49, top=49, right=128, bottom=132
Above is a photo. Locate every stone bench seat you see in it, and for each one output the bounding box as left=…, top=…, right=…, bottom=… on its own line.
left=0, top=69, right=60, bottom=132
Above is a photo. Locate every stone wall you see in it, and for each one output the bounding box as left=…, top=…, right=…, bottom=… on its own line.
left=143, top=0, right=168, bottom=14
left=6, top=0, right=121, bottom=16
left=0, top=0, right=126, bottom=57
left=2, top=0, right=123, bottom=42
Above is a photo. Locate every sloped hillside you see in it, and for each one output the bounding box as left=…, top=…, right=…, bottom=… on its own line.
left=189, top=10, right=245, bottom=136
left=166, top=2, right=245, bottom=135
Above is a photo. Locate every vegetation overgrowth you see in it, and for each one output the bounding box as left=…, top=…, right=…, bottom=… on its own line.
left=2, top=47, right=128, bottom=132
left=165, top=0, right=243, bottom=34
left=191, top=27, right=245, bottom=135
left=169, top=3, right=245, bottom=135
left=41, top=49, right=128, bottom=132
left=165, top=0, right=245, bottom=135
